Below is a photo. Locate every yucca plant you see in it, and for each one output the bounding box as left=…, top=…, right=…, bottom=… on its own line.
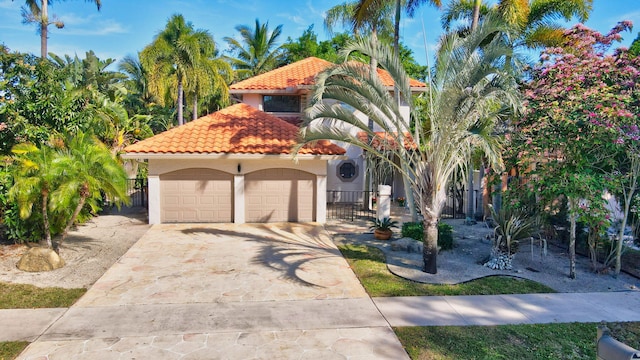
left=485, top=204, right=539, bottom=269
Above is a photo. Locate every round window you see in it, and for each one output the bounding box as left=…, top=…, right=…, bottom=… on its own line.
left=337, top=161, right=358, bottom=182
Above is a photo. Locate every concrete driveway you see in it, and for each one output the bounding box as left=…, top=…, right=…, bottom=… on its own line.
left=18, top=223, right=409, bottom=359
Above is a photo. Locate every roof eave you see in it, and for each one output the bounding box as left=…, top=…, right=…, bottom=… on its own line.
left=121, top=152, right=347, bottom=161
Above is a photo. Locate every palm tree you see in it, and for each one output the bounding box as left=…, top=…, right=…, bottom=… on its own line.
left=19, top=0, right=102, bottom=58
left=8, top=142, right=59, bottom=248
left=441, top=0, right=593, bottom=49
left=50, top=131, right=129, bottom=249
left=325, top=1, right=394, bottom=42
left=353, top=0, right=442, bottom=55
left=223, top=19, right=284, bottom=81
left=184, top=36, right=231, bottom=120
left=141, top=14, right=215, bottom=126
left=297, top=18, right=522, bottom=273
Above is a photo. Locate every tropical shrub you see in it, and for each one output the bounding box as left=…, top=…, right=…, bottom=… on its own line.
left=401, top=221, right=454, bottom=251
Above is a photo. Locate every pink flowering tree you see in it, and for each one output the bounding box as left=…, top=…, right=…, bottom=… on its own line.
left=513, top=21, right=639, bottom=278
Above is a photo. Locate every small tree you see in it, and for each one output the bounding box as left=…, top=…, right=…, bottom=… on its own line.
left=515, top=21, right=639, bottom=278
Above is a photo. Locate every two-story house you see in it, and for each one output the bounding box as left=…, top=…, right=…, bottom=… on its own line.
left=123, top=57, right=426, bottom=224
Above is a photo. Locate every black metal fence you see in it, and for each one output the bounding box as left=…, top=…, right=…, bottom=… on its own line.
left=441, top=188, right=479, bottom=219
left=104, top=178, right=148, bottom=209
left=327, top=188, right=479, bottom=221
left=125, top=178, right=148, bottom=207
left=326, top=190, right=377, bottom=221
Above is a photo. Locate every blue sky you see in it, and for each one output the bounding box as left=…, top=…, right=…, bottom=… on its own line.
left=1, top=0, right=639, bottom=66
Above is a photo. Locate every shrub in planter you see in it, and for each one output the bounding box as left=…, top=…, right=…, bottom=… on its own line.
left=370, top=217, right=398, bottom=240
left=401, top=221, right=454, bottom=250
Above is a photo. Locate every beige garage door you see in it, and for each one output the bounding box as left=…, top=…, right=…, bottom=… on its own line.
left=245, top=169, right=315, bottom=222
left=160, top=168, right=233, bottom=223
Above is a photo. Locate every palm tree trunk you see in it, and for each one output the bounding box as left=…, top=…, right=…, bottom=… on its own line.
left=422, top=215, right=438, bottom=274
left=40, top=0, right=48, bottom=58
left=464, top=0, right=481, bottom=218
left=192, top=92, right=198, bottom=121
left=394, top=0, right=401, bottom=54
left=389, top=5, right=419, bottom=222
left=177, top=79, right=184, bottom=126
left=58, top=194, right=87, bottom=253
left=41, top=190, right=52, bottom=249
left=471, top=0, right=481, bottom=30
left=466, top=166, right=474, bottom=220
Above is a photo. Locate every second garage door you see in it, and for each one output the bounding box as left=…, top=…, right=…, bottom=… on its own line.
left=160, top=168, right=233, bottom=223
left=245, top=169, right=315, bottom=222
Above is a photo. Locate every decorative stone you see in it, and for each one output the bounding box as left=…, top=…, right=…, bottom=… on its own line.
left=483, top=249, right=514, bottom=270
left=390, top=238, right=424, bottom=254
left=16, top=247, right=65, bottom=272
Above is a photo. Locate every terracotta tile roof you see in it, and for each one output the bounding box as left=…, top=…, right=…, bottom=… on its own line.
left=356, top=131, right=417, bottom=151
left=230, top=57, right=426, bottom=91
left=230, top=57, right=333, bottom=91
left=124, top=103, right=345, bottom=156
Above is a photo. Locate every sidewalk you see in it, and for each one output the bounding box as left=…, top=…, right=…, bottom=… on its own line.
left=374, top=291, right=640, bottom=327
left=4, top=291, right=640, bottom=343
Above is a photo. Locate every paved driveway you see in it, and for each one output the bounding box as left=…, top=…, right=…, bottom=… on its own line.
left=18, top=223, right=409, bottom=359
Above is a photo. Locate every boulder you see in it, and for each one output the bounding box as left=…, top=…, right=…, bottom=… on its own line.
left=16, top=247, right=65, bottom=272
left=391, top=237, right=424, bottom=254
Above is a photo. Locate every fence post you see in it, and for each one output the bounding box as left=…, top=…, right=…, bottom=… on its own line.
left=377, top=185, right=392, bottom=220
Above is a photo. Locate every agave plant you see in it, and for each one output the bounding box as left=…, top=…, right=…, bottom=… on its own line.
left=485, top=204, right=538, bottom=270
left=370, top=217, right=399, bottom=231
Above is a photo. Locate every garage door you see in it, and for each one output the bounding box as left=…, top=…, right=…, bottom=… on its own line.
left=160, top=168, right=233, bottom=223
left=245, top=169, right=315, bottom=222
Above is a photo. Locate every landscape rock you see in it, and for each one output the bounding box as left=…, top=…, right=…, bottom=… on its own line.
left=16, top=247, right=65, bottom=272
left=391, top=237, right=423, bottom=254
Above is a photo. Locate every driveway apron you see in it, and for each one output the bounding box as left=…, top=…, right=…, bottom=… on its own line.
left=18, top=223, right=409, bottom=359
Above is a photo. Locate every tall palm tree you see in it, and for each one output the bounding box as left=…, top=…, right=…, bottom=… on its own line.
left=297, top=18, right=522, bottom=273
left=223, top=19, right=284, bottom=81
left=351, top=0, right=442, bottom=222
left=141, top=14, right=214, bottom=125
left=184, top=36, right=231, bottom=120
left=50, top=131, right=129, bottom=249
left=441, top=0, right=593, bottom=49
left=19, top=0, right=102, bottom=58
left=353, top=0, right=442, bottom=55
left=325, top=1, right=394, bottom=42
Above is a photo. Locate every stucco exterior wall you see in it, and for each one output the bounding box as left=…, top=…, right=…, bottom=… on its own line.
left=146, top=157, right=328, bottom=224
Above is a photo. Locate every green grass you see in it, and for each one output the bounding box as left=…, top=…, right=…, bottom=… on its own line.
left=395, top=322, right=640, bottom=360
left=338, top=244, right=555, bottom=297
left=0, top=282, right=86, bottom=309
left=0, top=341, right=28, bottom=360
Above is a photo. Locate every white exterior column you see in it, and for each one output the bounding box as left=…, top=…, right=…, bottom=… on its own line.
left=377, top=184, right=392, bottom=220
left=148, top=175, right=161, bottom=224
left=316, top=175, right=327, bottom=223
left=234, top=174, right=245, bottom=224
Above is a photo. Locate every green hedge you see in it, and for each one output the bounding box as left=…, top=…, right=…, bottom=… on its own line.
left=401, top=221, right=454, bottom=250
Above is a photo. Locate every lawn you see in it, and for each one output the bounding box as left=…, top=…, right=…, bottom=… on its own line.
left=0, top=342, right=29, bottom=360
left=339, top=243, right=640, bottom=359
left=0, top=282, right=86, bottom=309
left=396, top=322, right=640, bottom=360
left=338, top=244, right=555, bottom=296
